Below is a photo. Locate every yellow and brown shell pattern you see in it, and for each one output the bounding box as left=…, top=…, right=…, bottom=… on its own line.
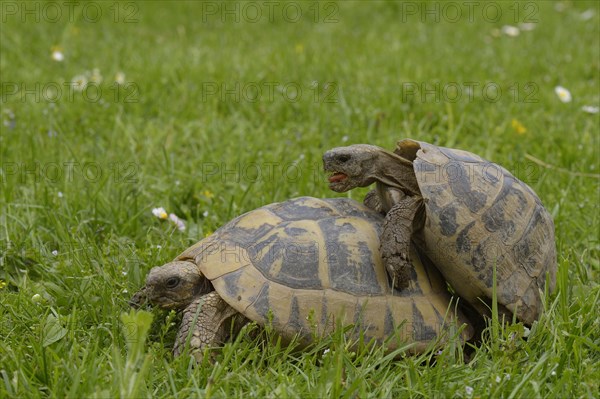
left=177, top=196, right=473, bottom=352
left=399, top=139, right=557, bottom=325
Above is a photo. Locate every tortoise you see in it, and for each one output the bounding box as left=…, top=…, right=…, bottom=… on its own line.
left=130, top=196, right=473, bottom=360
left=323, top=139, right=557, bottom=325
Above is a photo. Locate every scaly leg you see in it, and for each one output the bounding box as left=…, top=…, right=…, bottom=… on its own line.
left=364, top=189, right=384, bottom=214
left=380, top=196, right=424, bottom=290
left=174, top=291, right=249, bottom=362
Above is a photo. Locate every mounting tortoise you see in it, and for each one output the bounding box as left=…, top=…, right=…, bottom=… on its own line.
left=130, top=197, right=473, bottom=360
left=323, top=139, right=557, bottom=325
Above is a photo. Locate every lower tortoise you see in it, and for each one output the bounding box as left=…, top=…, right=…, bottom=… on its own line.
left=130, top=197, right=473, bottom=360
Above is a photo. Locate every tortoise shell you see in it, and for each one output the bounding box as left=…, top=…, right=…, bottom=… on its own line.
left=396, top=139, right=557, bottom=325
left=176, top=196, right=473, bottom=352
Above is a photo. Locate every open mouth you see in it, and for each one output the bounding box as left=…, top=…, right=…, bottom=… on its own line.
left=328, top=172, right=347, bottom=183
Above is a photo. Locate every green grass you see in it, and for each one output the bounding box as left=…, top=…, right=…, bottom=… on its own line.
left=1, top=1, right=599, bottom=397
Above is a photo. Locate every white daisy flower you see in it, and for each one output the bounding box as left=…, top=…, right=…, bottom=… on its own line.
left=580, top=9, right=595, bottom=21
left=90, top=68, right=103, bottom=84
left=51, top=250, right=58, bottom=256
left=72, top=75, right=88, bottom=92
left=115, top=71, right=126, bottom=85
left=169, top=213, right=186, bottom=231
left=465, top=386, right=474, bottom=396
left=32, top=294, right=42, bottom=303
left=152, top=207, right=168, bottom=219
left=57, top=191, right=63, bottom=198
left=554, top=86, right=572, bottom=103
left=203, top=210, right=209, bottom=217
left=582, top=105, right=599, bottom=114
left=341, top=135, right=349, bottom=143
left=501, top=25, right=520, bottom=37
left=518, top=23, right=537, bottom=31
left=51, top=49, right=64, bottom=62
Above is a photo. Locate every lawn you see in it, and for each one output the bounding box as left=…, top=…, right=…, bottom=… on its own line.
left=1, top=1, right=599, bottom=397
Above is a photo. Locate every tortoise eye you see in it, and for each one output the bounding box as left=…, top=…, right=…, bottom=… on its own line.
left=338, top=154, right=350, bottom=163
left=165, top=277, right=180, bottom=289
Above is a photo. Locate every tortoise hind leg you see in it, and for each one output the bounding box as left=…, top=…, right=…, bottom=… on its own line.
left=381, top=196, right=424, bottom=290
left=174, top=291, right=249, bottom=362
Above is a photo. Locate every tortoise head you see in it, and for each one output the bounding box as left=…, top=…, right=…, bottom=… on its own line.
left=129, top=260, right=212, bottom=310
left=323, top=144, right=415, bottom=192
left=323, top=144, right=384, bottom=192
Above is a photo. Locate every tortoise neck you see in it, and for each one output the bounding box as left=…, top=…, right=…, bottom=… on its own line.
left=370, top=150, right=420, bottom=195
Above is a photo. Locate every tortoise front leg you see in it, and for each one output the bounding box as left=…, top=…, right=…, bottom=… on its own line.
left=380, top=196, right=424, bottom=290
left=364, top=190, right=384, bottom=214
left=174, top=291, right=249, bottom=362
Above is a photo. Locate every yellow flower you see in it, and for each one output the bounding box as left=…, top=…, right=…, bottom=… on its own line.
left=204, top=230, right=213, bottom=238
left=0, top=280, right=7, bottom=289
left=202, top=190, right=214, bottom=199
left=511, top=119, right=527, bottom=135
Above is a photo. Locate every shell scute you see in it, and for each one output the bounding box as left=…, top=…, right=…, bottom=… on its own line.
left=269, top=196, right=339, bottom=221
left=411, top=302, right=439, bottom=341
left=456, top=221, right=476, bottom=254
left=249, top=221, right=325, bottom=290
left=446, top=163, right=488, bottom=213
left=438, top=205, right=459, bottom=236
left=384, top=305, right=395, bottom=336
left=249, top=282, right=271, bottom=319
left=218, top=208, right=283, bottom=245
left=437, top=146, right=485, bottom=164
left=318, top=217, right=386, bottom=295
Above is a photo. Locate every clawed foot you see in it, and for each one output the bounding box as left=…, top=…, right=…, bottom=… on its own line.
left=383, top=252, right=412, bottom=290
left=174, top=292, right=244, bottom=363
left=364, top=190, right=384, bottom=214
